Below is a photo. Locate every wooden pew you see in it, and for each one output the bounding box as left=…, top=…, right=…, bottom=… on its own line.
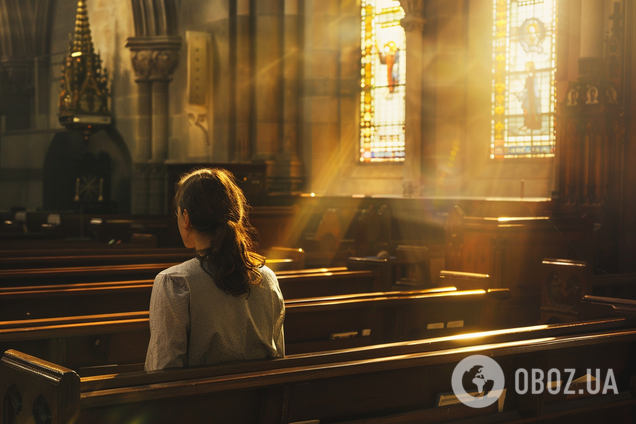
left=0, top=267, right=384, bottom=320
left=0, top=245, right=304, bottom=271
left=0, top=212, right=172, bottom=247
left=391, top=245, right=446, bottom=288
left=445, top=206, right=594, bottom=327
left=579, top=295, right=636, bottom=320
left=539, top=258, right=636, bottom=324
left=0, top=263, right=180, bottom=286
left=0, top=256, right=310, bottom=288
left=0, top=248, right=194, bottom=269
left=0, top=288, right=507, bottom=371
left=2, top=316, right=634, bottom=423
left=438, top=270, right=492, bottom=290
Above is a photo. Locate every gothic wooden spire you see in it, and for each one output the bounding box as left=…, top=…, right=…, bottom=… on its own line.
left=58, top=0, right=111, bottom=129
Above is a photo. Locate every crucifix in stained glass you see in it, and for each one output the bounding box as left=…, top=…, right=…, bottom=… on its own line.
left=360, top=0, right=406, bottom=163
left=492, top=0, right=557, bottom=158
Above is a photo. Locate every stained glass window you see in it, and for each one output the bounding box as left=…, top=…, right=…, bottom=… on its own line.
left=360, top=0, right=406, bottom=163
left=492, top=0, right=557, bottom=158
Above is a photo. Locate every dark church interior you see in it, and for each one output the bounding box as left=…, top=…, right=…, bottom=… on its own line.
left=2, top=0, right=636, bottom=422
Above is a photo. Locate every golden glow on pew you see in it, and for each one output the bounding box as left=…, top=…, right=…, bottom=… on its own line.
left=440, top=270, right=490, bottom=279
left=285, top=287, right=457, bottom=304
left=439, top=289, right=485, bottom=297
left=542, top=259, right=587, bottom=267
left=434, top=337, right=556, bottom=354
left=264, top=259, right=292, bottom=264
left=483, top=216, right=550, bottom=222
left=285, top=288, right=480, bottom=307
left=407, top=324, right=549, bottom=345
left=423, top=286, right=457, bottom=293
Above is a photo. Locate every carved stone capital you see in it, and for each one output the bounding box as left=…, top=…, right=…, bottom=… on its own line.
left=151, top=50, right=179, bottom=81
left=126, top=36, right=182, bottom=81
left=400, top=15, right=427, bottom=32
left=400, top=0, right=426, bottom=32
left=130, top=50, right=154, bottom=80
left=399, top=0, right=426, bottom=32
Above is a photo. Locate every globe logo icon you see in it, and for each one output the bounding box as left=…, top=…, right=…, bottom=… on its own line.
left=451, top=355, right=505, bottom=408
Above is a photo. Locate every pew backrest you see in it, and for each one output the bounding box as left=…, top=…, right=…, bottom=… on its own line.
left=2, top=316, right=635, bottom=424
left=0, top=267, right=383, bottom=320
left=0, top=288, right=506, bottom=370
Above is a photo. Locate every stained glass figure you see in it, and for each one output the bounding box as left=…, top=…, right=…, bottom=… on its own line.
left=360, top=0, right=406, bottom=162
left=491, top=0, right=557, bottom=158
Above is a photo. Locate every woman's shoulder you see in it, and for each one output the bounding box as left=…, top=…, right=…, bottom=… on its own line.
left=258, top=265, right=278, bottom=282
left=256, top=265, right=282, bottom=291
left=157, top=257, right=201, bottom=279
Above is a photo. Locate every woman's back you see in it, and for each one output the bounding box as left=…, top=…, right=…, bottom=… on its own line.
left=146, top=260, right=285, bottom=370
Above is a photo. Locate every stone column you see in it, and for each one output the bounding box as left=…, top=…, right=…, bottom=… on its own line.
left=303, top=0, right=341, bottom=194
left=130, top=49, right=153, bottom=162
left=399, top=0, right=426, bottom=195
left=580, top=0, right=605, bottom=59
left=578, top=0, right=605, bottom=78
left=273, top=0, right=303, bottom=193
left=151, top=79, right=170, bottom=162
left=253, top=0, right=283, bottom=162
left=126, top=36, right=181, bottom=215
left=235, top=0, right=253, bottom=163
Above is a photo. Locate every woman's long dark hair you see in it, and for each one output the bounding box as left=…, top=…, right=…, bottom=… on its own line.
left=174, top=168, right=265, bottom=296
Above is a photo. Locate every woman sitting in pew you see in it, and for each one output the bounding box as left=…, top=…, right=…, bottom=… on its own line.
left=145, top=168, right=285, bottom=370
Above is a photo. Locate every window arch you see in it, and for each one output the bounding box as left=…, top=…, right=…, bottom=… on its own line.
left=492, top=0, right=557, bottom=158
left=360, top=0, right=406, bottom=162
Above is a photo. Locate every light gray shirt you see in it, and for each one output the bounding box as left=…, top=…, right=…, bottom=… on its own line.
left=145, top=258, right=285, bottom=371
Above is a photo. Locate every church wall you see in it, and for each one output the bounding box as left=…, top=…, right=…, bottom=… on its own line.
left=463, top=0, right=559, bottom=199
left=87, top=0, right=137, bottom=159
left=171, top=0, right=228, bottom=163
left=0, top=0, right=70, bottom=211
left=86, top=0, right=136, bottom=161
left=422, top=0, right=468, bottom=197
left=302, top=0, right=344, bottom=194
left=0, top=131, right=50, bottom=210
left=48, top=0, right=75, bottom=131
left=2, top=0, right=631, bottom=215
left=162, top=0, right=303, bottom=194
left=461, top=0, right=621, bottom=201
left=302, top=0, right=408, bottom=197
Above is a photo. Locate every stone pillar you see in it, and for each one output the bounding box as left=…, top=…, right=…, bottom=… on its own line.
left=399, top=0, right=426, bottom=195
left=253, top=0, right=283, bottom=161
left=578, top=0, right=605, bottom=79
left=580, top=0, right=605, bottom=59
left=131, top=75, right=151, bottom=215
left=126, top=36, right=181, bottom=215
left=151, top=79, right=170, bottom=162
left=135, top=79, right=152, bottom=162
left=234, top=0, right=253, bottom=163
left=272, top=0, right=303, bottom=193
left=303, top=0, right=341, bottom=193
